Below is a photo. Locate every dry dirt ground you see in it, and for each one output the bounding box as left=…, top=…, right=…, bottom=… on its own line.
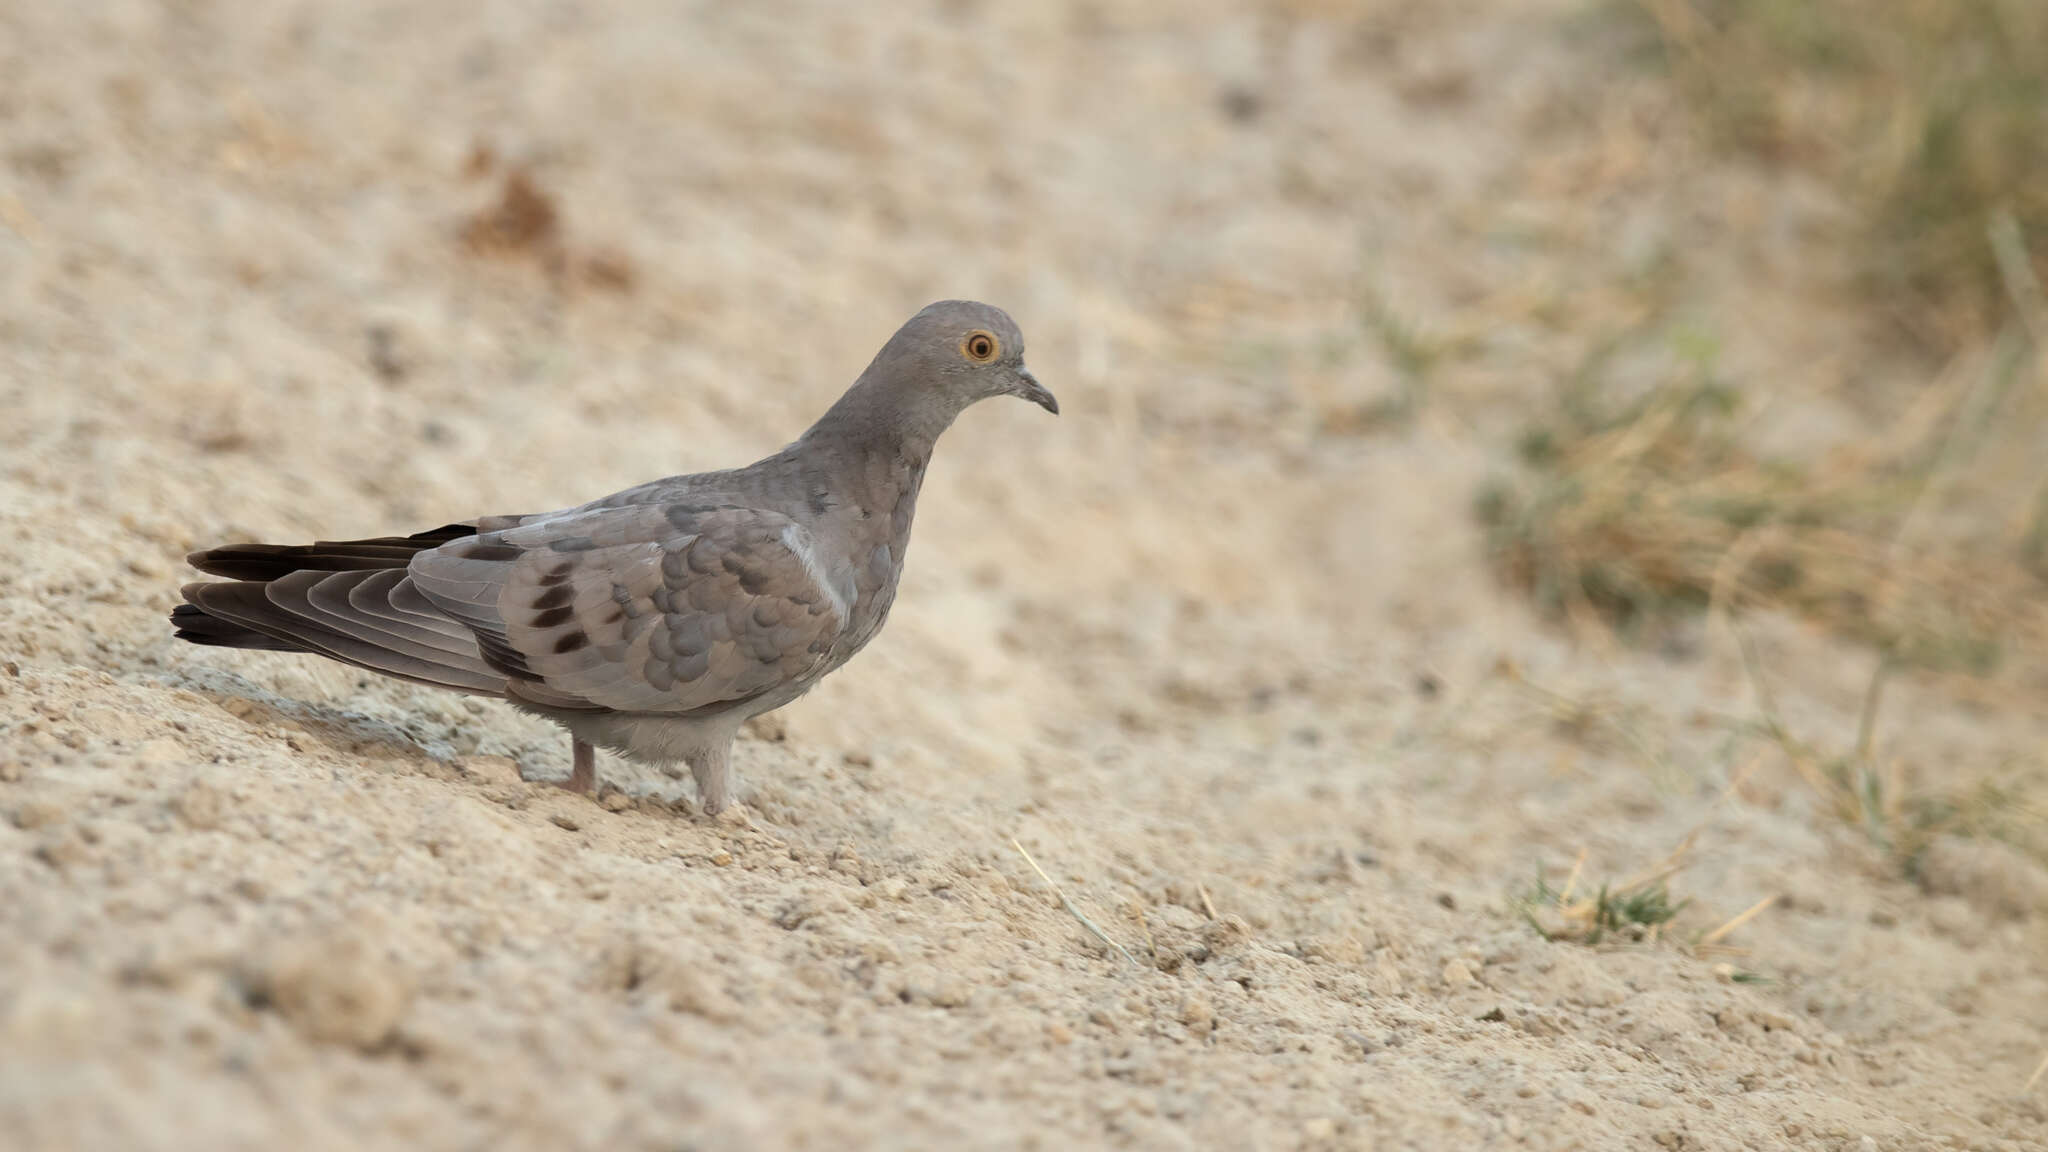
left=3, top=2, right=2045, bottom=1150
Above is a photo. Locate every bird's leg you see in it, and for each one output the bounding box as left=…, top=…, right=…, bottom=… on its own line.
left=564, top=738, right=597, bottom=794
left=688, top=743, right=732, bottom=816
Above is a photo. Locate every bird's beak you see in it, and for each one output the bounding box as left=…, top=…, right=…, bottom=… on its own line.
left=1013, top=367, right=1058, bottom=415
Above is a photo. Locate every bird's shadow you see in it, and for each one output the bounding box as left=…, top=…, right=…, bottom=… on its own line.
left=158, top=664, right=496, bottom=775
left=156, top=667, right=743, bottom=810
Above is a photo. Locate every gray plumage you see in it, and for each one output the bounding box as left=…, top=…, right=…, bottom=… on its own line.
left=173, top=301, right=1056, bottom=812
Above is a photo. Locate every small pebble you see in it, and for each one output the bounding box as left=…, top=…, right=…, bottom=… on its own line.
left=171, top=782, right=225, bottom=830
left=247, top=925, right=411, bottom=1051
left=35, top=830, right=92, bottom=871
left=13, top=799, right=67, bottom=830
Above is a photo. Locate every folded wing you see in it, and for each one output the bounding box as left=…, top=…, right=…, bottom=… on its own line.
left=409, top=502, right=850, bottom=715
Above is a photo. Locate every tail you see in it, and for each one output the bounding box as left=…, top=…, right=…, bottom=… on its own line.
left=173, top=524, right=509, bottom=698
left=183, top=523, right=476, bottom=581
left=170, top=603, right=301, bottom=650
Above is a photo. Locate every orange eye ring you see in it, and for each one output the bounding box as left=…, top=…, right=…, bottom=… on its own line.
left=961, top=330, right=999, bottom=363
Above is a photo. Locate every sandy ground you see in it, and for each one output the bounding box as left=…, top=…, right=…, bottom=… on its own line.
left=2, top=1, right=2045, bottom=1149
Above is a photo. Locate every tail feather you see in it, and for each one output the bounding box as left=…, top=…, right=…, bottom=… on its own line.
left=187, top=523, right=477, bottom=581
left=174, top=523, right=510, bottom=699
left=171, top=603, right=300, bottom=650
left=179, top=575, right=507, bottom=697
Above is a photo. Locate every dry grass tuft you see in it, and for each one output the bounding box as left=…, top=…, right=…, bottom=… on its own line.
left=1620, top=0, right=2048, bottom=351
left=1518, top=841, right=1790, bottom=970
left=1734, top=627, right=2048, bottom=866
left=1476, top=323, right=2044, bottom=675
left=1518, top=843, right=1693, bottom=947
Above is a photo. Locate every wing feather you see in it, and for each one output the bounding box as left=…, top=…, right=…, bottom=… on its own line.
left=409, top=502, right=846, bottom=715
left=181, top=572, right=506, bottom=696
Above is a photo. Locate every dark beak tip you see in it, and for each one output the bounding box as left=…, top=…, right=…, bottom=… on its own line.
left=1016, top=370, right=1058, bottom=415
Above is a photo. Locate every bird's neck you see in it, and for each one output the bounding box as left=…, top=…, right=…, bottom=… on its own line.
left=779, top=375, right=944, bottom=540
left=801, top=371, right=963, bottom=461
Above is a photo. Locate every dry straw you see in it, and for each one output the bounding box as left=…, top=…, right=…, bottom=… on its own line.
left=1010, top=838, right=1138, bottom=968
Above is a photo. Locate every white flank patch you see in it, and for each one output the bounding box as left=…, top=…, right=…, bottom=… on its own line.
left=782, top=523, right=851, bottom=622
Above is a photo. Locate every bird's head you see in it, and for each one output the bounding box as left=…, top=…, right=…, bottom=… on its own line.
left=883, top=300, right=1058, bottom=417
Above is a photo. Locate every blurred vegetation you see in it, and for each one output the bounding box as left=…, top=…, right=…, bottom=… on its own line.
left=1735, top=633, right=2048, bottom=866
left=1620, top=0, right=2048, bottom=351
left=1477, top=301, right=2048, bottom=849
left=1478, top=0, right=2048, bottom=862
left=1481, top=0, right=2048, bottom=671
left=1476, top=310, right=2037, bottom=673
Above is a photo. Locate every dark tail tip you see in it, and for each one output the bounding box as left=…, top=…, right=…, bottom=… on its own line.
left=170, top=601, right=300, bottom=651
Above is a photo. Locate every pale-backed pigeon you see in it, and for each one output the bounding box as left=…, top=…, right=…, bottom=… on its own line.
left=172, top=301, right=1056, bottom=813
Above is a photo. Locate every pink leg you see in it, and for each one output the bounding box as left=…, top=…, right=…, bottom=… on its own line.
left=564, top=738, right=596, bottom=794
left=690, top=743, right=732, bottom=816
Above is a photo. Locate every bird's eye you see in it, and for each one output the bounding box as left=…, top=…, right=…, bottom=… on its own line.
left=962, top=331, right=999, bottom=363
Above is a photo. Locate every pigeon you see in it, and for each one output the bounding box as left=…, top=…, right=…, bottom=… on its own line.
left=172, top=300, right=1056, bottom=813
